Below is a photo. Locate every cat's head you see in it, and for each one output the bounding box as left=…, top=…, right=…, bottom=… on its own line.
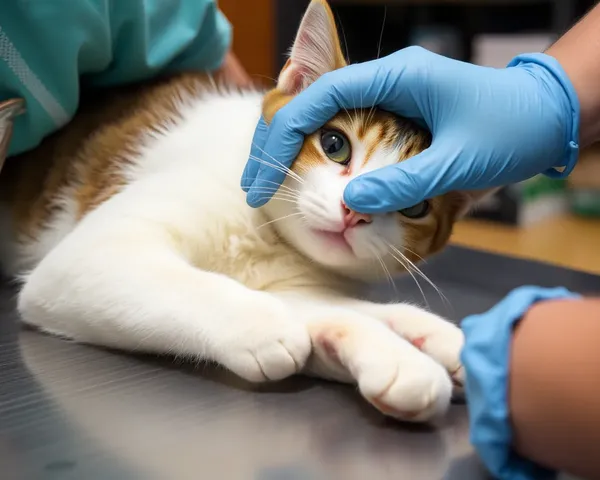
left=260, top=0, right=489, bottom=280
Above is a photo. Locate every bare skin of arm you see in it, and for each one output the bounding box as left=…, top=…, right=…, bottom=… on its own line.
left=214, top=51, right=253, bottom=88
left=547, top=3, right=600, bottom=148
left=509, top=298, right=600, bottom=479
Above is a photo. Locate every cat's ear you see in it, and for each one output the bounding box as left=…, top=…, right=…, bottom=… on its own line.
left=278, top=0, right=347, bottom=95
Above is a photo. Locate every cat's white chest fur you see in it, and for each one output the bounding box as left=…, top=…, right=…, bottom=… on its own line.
left=5, top=90, right=312, bottom=290
left=121, top=90, right=321, bottom=290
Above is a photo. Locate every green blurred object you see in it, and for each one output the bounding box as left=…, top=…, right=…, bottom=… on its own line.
left=569, top=190, right=600, bottom=217
left=470, top=175, right=568, bottom=226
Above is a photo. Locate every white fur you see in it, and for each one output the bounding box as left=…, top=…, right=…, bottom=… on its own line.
left=3, top=1, right=466, bottom=422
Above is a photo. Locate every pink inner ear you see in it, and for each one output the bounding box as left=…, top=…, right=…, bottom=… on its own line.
left=289, top=64, right=309, bottom=94
left=279, top=16, right=330, bottom=94
left=279, top=61, right=310, bottom=95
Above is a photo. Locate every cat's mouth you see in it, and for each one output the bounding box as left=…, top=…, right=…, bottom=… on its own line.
left=313, top=229, right=354, bottom=254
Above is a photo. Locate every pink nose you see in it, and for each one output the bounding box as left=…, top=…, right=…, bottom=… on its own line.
left=342, top=202, right=372, bottom=228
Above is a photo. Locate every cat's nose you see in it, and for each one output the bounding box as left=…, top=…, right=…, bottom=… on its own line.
left=342, top=202, right=372, bottom=228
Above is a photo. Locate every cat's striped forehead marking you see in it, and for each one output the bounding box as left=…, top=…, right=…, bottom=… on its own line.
left=261, top=90, right=431, bottom=176
left=288, top=109, right=431, bottom=176
left=326, top=109, right=431, bottom=169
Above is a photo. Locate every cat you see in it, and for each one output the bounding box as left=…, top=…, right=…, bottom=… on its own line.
left=0, top=0, right=485, bottom=422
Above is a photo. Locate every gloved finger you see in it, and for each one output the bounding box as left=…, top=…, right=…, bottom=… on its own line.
left=247, top=62, right=403, bottom=208
left=343, top=144, right=455, bottom=213
left=267, top=56, right=424, bottom=140
left=246, top=119, right=299, bottom=207
left=241, top=116, right=269, bottom=193
left=247, top=48, right=436, bottom=208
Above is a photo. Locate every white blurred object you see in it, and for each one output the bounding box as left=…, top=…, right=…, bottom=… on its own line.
left=472, top=34, right=556, bottom=68
left=410, top=26, right=462, bottom=59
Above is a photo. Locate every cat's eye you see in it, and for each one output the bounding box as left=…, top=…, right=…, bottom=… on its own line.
left=320, top=130, right=351, bottom=165
left=399, top=201, right=430, bottom=219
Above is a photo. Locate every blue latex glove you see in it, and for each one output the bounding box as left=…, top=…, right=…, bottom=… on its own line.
left=242, top=47, right=580, bottom=212
left=461, top=286, right=581, bottom=480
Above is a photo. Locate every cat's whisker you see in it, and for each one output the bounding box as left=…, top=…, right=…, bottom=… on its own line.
left=252, top=188, right=302, bottom=204
left=376, top=7, right=387, bottom=60
left=248, top=153, right=304, bottom=185
left=386, top=242, right=449, bottom=307
left=386, top=248, right=429, bottom=308
left=248, top=155, right=305, bottom=185
left=251, top=73, right=278, bottom=84
left=257, top=211, right=305, bottom=229
left=365, top=21, right=390, bottom=128
left=365, top=70, right=386, bottom=128
left=402, top=245, right=426, bottom=263
left=240, top=187, right=298, bottom=199
left=253, top=194, right=300, bottom=206
left=242, top=186, right=301, bottom=200
left=338, top=13, right=351, bottom=64
left=375, top=253, right=397, bottom=296
left=241, top=179, right=300, bottom=195
left=263, top=194, right=301, bottom=204
left=341, top=106, right=351, bottom=123
left=252, top=146, right=305, bottom=184
left=253, top=197, right=300, bottom=206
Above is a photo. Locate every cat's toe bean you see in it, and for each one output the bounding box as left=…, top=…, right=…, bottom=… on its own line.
left=251, top=331, right=312, bottom=381
left=381, top=306, right=465, bottom=379
left=218, top=296, right=312, bottom=383
left=415, top=327, right=464, bottom=375
left=360, top=353, right=452, bottom=422
left=223, top=328, right=311, bottom=382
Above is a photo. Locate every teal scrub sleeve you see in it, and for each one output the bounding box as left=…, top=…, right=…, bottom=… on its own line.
left=461, top=285, right=581, bottom=480
left=0, top=0, right=232, bottom=157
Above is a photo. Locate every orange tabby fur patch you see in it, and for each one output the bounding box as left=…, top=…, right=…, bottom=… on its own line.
left=0, top=73, right=214, bottom=240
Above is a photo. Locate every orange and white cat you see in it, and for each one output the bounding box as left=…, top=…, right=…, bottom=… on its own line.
left=0, top=0, right=479, bottom=422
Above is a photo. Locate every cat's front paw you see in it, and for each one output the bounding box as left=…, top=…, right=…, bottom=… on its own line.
left=379, top=304, right=465, bottom=388
left=358, top=346, right=453, bottom=422
left=309, top=316, right=452, bottom=422
left=217, top=293, right=311, bottom=383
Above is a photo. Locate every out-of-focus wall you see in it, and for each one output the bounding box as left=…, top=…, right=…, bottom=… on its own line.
left=220, top=0, right=276, bottom=84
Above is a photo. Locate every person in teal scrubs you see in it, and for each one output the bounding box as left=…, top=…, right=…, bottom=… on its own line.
left=0, top=0, right=248, bottom=158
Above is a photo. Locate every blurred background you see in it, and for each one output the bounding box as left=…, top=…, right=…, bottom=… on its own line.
left=221, top=0, right=600, bottom=274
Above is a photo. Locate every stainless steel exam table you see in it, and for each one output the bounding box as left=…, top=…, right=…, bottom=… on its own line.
left=1, top=246, right=597, bottom=480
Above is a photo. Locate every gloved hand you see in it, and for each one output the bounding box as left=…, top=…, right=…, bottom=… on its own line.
left=461, top=285, right=581, bottom=480
left=242, top=47, right=580, bottom=212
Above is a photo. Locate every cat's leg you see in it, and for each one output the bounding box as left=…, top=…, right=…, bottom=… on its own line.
left=275, top=292, right=453, bottom=422
left=314, top=297, right=465, bottom=386
left=18, top=219, right=311, bottom=383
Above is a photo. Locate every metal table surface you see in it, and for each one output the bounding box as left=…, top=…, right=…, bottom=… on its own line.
left=1, top=246, right=598, bottom=480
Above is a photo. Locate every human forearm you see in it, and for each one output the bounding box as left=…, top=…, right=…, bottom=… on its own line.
left=547, top=4, right=600, bottom=147
left=214, top=52, right=253, bottom=88
left=509, top=298, right=600, bottom=479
